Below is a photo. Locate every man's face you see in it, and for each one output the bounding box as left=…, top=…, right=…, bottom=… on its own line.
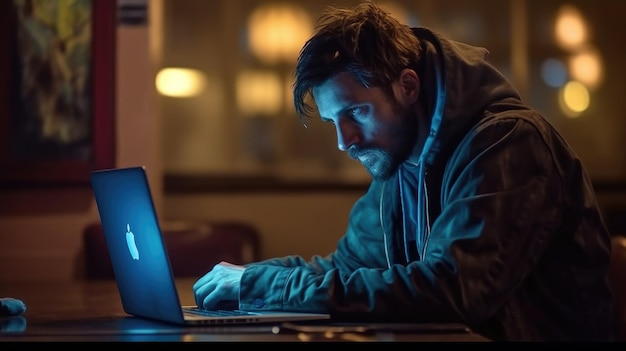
left=312, top=72, right=418, bottom=181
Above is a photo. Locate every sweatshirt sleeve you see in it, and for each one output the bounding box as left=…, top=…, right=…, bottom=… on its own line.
left=237, top=180, right=453, bottom=320
left=238, top=180, right=393, bottom=312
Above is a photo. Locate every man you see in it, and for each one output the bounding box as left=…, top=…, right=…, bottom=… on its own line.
left=193, top=1, right=618, bottom=341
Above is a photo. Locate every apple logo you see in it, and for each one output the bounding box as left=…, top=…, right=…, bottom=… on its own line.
left=125, top=223, right=139, bottom=260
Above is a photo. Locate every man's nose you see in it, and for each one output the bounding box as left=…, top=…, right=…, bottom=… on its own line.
left=336, top=121, right=360, bottom=151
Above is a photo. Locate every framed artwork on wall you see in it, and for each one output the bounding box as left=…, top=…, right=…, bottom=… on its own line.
left=0, top=0, right=115, bottom=186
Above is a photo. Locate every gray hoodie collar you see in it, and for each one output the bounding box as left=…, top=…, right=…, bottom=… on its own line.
left=410, top=27, right=521, bottom=168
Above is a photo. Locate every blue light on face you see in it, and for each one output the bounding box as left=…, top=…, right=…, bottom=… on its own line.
left=541, top=58, right=568, bottom=88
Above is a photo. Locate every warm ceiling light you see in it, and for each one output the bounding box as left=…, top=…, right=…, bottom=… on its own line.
left=559, top=80, right=590, bottom=118
left=156, top=67, right=206, bottom=98
left=236, top=70, right=282, bottom=116
left=248, top=4, right=313, bottom=64
left=569, top=48, right=603, bottom=90
left=555, top=5, right=587, bottom=51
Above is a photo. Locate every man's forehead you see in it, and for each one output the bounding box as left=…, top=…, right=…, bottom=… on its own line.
left=312, top=78, right=355, bottom=119
left=313, top=72, right=378, bottom=117
left=313, top=73, right=363, bottom=100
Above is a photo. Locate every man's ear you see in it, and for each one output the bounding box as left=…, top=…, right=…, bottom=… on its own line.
left=398, top=68, right=420, bottom=104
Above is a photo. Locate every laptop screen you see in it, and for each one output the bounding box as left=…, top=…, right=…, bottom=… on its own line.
left=90, top=166, right=186, bottom=323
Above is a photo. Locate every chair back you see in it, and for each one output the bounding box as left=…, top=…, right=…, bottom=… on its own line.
left=83, top=220, right=260, bottom=279
left=610, top=235, right=626, bottom=341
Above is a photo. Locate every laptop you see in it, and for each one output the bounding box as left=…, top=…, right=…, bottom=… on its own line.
left=90, top=166, right=331, bottom=325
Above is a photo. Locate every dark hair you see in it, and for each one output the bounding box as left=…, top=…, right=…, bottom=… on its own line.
left=292, top=1, right=422, bottom=123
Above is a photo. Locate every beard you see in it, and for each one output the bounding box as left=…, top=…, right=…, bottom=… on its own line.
left=349, top=147, right=394, bottom=181
left=349, top=106, right=418, bottom=181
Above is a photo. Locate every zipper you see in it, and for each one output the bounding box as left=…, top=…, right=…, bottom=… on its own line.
left=379, top=182, right=391, bottom=269
left=421, top=170, right=432, bottom=258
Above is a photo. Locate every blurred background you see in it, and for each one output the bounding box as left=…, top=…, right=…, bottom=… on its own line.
left=1, top=0, right=625, bottom=283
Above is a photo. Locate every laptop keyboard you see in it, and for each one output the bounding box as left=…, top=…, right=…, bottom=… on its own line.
left=183, top=307, right=255, bottom=317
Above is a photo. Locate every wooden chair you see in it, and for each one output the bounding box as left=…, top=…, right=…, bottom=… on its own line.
left=82, top=220, right=260, bottom=280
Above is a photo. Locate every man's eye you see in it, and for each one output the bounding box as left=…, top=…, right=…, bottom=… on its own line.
left=349, top=107, right=361, bottom=117
left=349, top=106, right=366, bottom=121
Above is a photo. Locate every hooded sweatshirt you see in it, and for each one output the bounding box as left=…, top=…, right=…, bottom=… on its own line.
left=238, top=27, right=618, bottom=341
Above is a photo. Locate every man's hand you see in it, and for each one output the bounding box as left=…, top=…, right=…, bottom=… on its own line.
left=192, top=261, right=245, bottom=309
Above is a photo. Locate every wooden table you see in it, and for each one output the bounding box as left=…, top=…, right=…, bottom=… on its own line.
left=0, top=279, right=490, bottom=342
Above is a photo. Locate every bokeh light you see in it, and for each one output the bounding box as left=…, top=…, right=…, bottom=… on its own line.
left=559, top=81, right=590, bottom=118
left=541, top=58, right=568, bottom=88
left=156, top=67, right=206, bottom=98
